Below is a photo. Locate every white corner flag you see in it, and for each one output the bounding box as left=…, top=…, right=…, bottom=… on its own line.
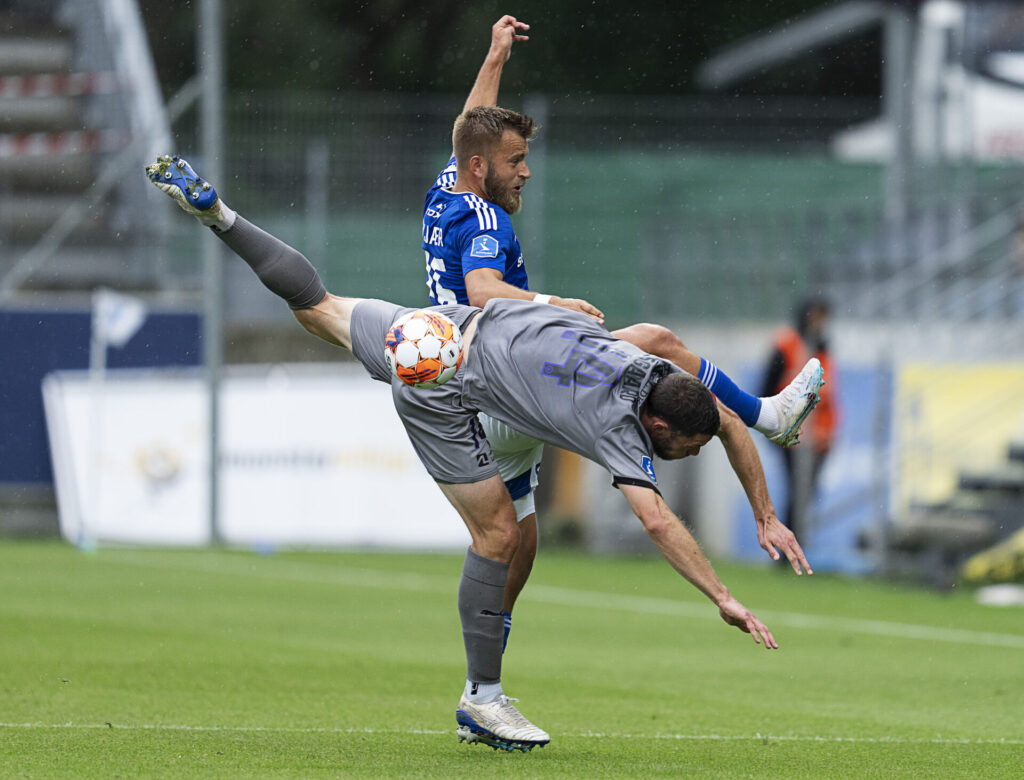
left=92, top=288, right=148, bottom=349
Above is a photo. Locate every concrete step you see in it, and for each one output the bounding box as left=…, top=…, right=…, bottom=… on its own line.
left=0, top=95, right=82, bottom=132
left=888, top=507, right=996, bottom=552
left=0, top=151, right=95, bottom=190
left=959, top=462, right=1024, bottom=493
left=0, top=37, right=72, bottom=75
left=0, top=193, right=106, bottom=240
left=0, top=2, right=65, bottom=36
left=911, top=491, right=1003, bottom=516
left=0, top=243, right=173, bottom=293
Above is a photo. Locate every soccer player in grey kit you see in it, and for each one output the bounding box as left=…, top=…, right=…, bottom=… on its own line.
left=148, top=155, right=813, bottom=753
left=427, top=16, right=825, bottom=653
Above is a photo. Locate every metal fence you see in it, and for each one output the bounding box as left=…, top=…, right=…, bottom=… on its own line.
left=157, top=90, right=1024, bottom=330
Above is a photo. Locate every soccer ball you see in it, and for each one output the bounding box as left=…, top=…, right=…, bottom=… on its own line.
left=384, top=310, right=464, bottom=388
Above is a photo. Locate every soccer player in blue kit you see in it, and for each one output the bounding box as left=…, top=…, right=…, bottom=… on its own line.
left=148, top=154, right=814, bottom=753
left=424, top=16, right=825, bottom=651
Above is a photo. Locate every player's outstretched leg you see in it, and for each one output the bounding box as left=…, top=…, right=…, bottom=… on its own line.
left=456, top=694, right=550, bottom=752
left=613, top=324, right=825, bottom=448
left=146, top=154, right=328, bottom=315
left=760, top=358, right=825, bottom=447
left=145, top=154, right=236, bottom=231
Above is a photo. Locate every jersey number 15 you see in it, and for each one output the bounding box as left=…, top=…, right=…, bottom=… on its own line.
left=425, top=253, right=457, bottom=306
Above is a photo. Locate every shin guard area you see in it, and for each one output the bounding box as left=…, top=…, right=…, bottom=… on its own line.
left=458, top=548, right=510, bottom=684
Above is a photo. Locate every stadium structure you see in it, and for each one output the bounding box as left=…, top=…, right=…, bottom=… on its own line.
left=1, top=0, right=1023, bottom=587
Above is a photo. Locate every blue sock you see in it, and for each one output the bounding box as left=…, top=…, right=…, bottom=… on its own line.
left=697, top=358, right=762, bottom=427
left=502, top=611, right=512, bottom=653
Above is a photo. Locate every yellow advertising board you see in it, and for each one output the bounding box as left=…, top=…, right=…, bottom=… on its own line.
left=895, top=363, right=1024, bottom=512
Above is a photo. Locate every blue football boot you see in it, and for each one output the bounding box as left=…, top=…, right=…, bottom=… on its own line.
left=146, top=154, right=234, bottom=230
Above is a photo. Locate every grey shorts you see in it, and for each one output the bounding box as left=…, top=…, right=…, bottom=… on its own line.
left=350, top=299, right=498, bottom=485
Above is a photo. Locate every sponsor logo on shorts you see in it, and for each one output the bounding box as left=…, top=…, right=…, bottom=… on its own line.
left=468, top=417, right=493, bottom=467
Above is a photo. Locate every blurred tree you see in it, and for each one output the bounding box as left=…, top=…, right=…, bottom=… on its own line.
left=138, top=0, right=880, bottom=98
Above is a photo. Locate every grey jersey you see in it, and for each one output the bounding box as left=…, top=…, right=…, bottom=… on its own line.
left=462, top=299, right=677, bottom=490
left=349, top=298, right=676, bottom=491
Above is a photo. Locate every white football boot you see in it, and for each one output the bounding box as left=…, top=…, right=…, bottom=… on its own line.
left=763, top=357, right=825, bottom=448
left=456, top=694, right=550, bottom=752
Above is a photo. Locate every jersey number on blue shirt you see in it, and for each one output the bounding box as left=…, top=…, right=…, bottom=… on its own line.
left=425, top=252, right=458, bottom=305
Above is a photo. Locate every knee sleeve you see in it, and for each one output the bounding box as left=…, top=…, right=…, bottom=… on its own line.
left=217, top=216, right=327, bottom=309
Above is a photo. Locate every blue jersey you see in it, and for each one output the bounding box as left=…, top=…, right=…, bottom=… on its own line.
left=423, top=156, right=529, bottom=305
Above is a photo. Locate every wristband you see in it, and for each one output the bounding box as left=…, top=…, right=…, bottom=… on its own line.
left=533, top=293, right=552, bottom=304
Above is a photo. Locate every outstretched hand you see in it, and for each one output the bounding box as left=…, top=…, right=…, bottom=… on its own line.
left=490, top=15, right=530, bottom=62
left=551, top=296, right=605, bottom=324
left=717, top=594, right=778, bottom=649
left=757, top=514, right=813, bottom=575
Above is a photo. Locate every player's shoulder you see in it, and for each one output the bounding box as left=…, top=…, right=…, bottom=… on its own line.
left=429, top=156, right=458, bottom=191
left=433, top=191, right=510, bottom=234
left=426, top=185, right=459, bottom=218
left=455, top=191, right=514, bottom=233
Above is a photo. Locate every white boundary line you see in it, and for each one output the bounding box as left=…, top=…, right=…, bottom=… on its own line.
left=103, top=553, right=1024, bottom=651
left=1, top=722, right=1021, bottom=745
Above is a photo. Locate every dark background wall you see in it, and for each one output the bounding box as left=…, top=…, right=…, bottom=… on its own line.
left=139, top=1, right=882, bottom=99
left=0, top=309, right=201, bottom=484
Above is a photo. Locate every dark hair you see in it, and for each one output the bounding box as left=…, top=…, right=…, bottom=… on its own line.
left=796, top=296, right=830, bottom=332
left=644, top=372, right=720, bottom=436
left=452, top=106, right=538, bottom=165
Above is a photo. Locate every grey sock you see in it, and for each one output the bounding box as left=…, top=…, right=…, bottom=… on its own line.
left=216, top=216, right=327, bottom=310
left=458, top=548, right=509, bottom=684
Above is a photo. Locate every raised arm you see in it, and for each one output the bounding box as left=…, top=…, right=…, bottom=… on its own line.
left=461, top=15, right=530, bottom=117
left=715, top=400, right=813, bottom=575
left=618, top=482, right=778, bottom=649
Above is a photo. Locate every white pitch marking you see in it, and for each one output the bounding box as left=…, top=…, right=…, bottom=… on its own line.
left=101, top=553, right=1024, bottom=650
left=528, top=584, right=1024, bottom=651
left=0, top=722, right=1021, bottom=746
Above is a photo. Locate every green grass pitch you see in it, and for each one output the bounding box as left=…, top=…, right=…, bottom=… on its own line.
left=1, top=540, right=1022, bottom=777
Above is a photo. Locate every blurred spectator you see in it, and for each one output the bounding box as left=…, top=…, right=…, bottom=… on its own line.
left=760, top=297, right=839, bottom=544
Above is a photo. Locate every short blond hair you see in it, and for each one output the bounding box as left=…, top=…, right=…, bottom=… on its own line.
left=452, top=106, right=538, bottom=165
